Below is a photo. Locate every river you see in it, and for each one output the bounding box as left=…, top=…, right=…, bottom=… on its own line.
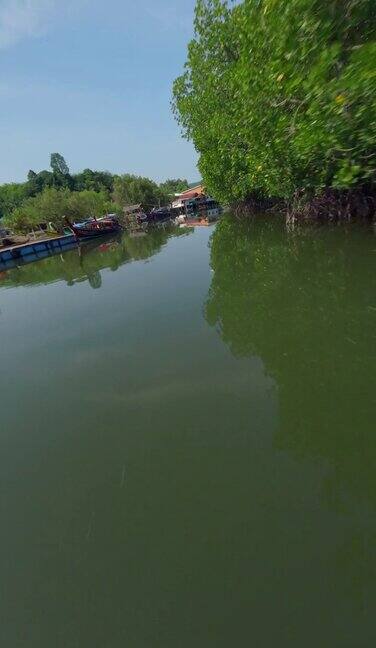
left=1, top=217, right=375, bottom=647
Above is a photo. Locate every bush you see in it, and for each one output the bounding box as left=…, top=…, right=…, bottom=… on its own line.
left=5, top=188, right=117, bottom=234
left=173, top=0, right=376, bottom=205
left=113, top=174, right=163, bottom=209
left=0, top=183, right=29, bottom=219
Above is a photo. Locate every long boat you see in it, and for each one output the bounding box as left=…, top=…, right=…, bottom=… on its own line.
left=67, top=215, right=121, bottom=239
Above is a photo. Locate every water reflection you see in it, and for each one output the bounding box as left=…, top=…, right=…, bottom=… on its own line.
left=1, top=217, right=375, bottom=643
left=206, top=215, right=376, bottom=607
left=0, top=225, right=193, bottom=290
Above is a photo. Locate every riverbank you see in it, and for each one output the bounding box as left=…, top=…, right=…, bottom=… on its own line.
left=232, top=187, right=376, bottom=224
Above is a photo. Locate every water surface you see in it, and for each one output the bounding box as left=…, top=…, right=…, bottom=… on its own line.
left=1, top=219, right=375, bottom=647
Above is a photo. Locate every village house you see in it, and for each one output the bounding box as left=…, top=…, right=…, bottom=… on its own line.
left=171, top=184, right=222, bottom=220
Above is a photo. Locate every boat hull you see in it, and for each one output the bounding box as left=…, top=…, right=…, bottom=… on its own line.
left=0, top=234, right=77, bottom=270
left=71, top=219, right=121, bottom=239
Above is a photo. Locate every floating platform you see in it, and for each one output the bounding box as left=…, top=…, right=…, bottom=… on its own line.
left=0, top=234, right=77, bottom=271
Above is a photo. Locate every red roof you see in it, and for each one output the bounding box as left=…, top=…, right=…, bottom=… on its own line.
left=180, top=191, right=200, bottom=200
left=179, top=184, right=205, bottom=198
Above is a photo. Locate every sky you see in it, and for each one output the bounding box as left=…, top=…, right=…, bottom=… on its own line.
left=0, top=0, right=199, bottom=184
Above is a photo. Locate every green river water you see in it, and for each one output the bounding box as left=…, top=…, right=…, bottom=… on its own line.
left=0, top=217, right=375, bottom=647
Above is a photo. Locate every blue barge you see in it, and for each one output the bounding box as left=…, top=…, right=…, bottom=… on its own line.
left=0, top=234, right=78, bottom=271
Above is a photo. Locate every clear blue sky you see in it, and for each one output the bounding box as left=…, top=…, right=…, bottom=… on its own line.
left=0, top=0, right=198, bottom=184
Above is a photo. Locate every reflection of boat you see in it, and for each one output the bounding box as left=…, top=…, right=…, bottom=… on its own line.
left=67, top=216, right=121, bottom=239
left=1, top=225, right=194, bottom=287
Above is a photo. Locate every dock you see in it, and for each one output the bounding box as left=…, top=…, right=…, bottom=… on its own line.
left=0, top=234, right=77, bottom=271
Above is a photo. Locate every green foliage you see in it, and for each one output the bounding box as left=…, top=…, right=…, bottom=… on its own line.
left=66, top=190, right=114, bottom=221
left=50, top=153, right=70, bottom=176
left=23, top=161, right=114, bottom=197
left=113, top=174, right=163, bottom=208
left=26, top=169, right=55, bottom=196
left=158, top=178, right=189, bottom=200
left=5, top=188, right=70, bottom=233
left=0, top=183, right=29, bottom=219
left=73, top=169, right=114, bottom=193
left=113, top=174, right=189, bottom=208
left=173, top=0, right=376, bottom=203
left=4, top=188, right=116, bottom=233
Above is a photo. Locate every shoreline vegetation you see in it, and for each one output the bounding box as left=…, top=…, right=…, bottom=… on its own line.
left=172, top=0, right=376, bottom=222
left=0, top=154, right=190, bottom=234
left=232, top=186, right=376, bottom=223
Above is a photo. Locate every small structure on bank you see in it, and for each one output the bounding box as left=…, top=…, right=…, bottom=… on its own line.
left=171, top=184, right=222, bottom=222
left=120, top=186, right=222, bottom=231
left=122, top=203, right=172, bottom=228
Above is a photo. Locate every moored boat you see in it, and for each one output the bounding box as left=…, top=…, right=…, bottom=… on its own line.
left=0, top=233, right=78, bottom=270
left=67, top=215, right=121, bottom=239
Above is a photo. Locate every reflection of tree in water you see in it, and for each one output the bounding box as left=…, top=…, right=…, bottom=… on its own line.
left=1, top=226, right=193, bottom=290
left=87, top=271, right=102, bottom=290
left=206, top=215, right=376, bottom=605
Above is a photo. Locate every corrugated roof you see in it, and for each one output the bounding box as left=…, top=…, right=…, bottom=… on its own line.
left=180, top=191, right=200, bottom=200
left=179, top=184, right=204, bottom=197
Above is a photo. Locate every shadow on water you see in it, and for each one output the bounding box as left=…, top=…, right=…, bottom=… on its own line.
left=0, top=224, right=193, bottom=290
left=206, top=214, right=376, bottom=607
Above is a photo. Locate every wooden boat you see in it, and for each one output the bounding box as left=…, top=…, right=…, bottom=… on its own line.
left=67, top=216, right=121, bottom=239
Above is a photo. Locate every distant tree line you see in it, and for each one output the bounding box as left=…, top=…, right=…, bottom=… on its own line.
left=173, top=0, right=376, bottom=218
left=0, top=153, right=188, bottom=232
